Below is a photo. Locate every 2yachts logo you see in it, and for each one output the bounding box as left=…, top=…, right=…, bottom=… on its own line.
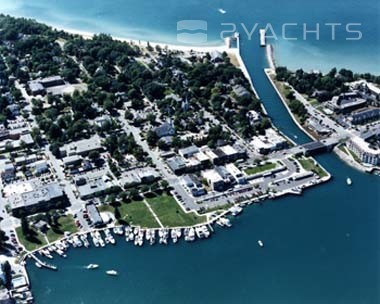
left=177, top=20, right=208, bottom=44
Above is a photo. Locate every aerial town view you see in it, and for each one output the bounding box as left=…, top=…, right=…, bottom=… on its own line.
left=0, top=1, right=378, bottom=303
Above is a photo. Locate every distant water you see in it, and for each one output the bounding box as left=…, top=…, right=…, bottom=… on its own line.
left=0, top=0, right=379, bottom=73
left=1, top=1, right=379, bottom=303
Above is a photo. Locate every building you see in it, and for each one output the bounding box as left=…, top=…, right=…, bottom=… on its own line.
left=247, top=110, right=261, bottom=126
left=86, top=203, right=103, bottom=227
left=348, top=108, right=380, bottom=125
left=347, top=131, right=380, bottom=166
left=60, top=135, right=103, bottom=157
left=62, top=155, right=83, bottom=168
left=202, top=169, right=225, bottom=192
left=251, top=128, right=287, bottom=154
left=0, top=160, right=15, bottom=181
left=32, top=160, right=49, bottom=175
left=14, top=154, right=38, bottom=166
left=167, top=157, right=187, bottom=175
left=329, top=92, right=367, bottom=113
left=213, top=145, right=246, bottom=165
left=233, top=85, right=250, bottom=98
left=225, top=163, right=247, bottom=184
left=178, top=145, right=199, bottom=158
left=76, top=172, right=118, bottom=199
left=307, top=118, right=331, bottom=136
left=40, top=76, right=65, bottom=88
left=182, top=174, right=206, bottom=197
left=27, top=81, right=45, bottom=96
left=154, top=122, right=175, bottom=138
left=5, top=180, right=66, bottom=214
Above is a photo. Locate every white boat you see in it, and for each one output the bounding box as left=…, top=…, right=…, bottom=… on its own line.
left=346, top=177, right=352, bottom=185
left=35, top=262, right=42, bottom=268
left=106, top=270, right=118, bottom=276
left=229, top=205, right=243, bottom=216
left=171, top=229, right=178, bottom=244
left=218, top=8, right=226, bottom=14
left=258, top=240, right=264, bottom=248
left=86, top=264, right=99, bottom=270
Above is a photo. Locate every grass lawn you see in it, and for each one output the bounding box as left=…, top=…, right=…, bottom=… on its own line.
left=338, top=144, right=348, bottom=155
left=46, top=215, right=78, bottom=243
left=298, top=157, right=328, bottom=178
left=347, top=148, right=362, bottom=163
left=16, top=227, right=46, bottom=252
left=99, top=201, right=160, bottom=228
left=245, top=162, right=277, bottom=175
left=146, top=194, right=206, bottom=227
left=119, top=201, right=160, bottom=228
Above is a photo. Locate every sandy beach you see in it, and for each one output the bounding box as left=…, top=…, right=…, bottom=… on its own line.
left=55, top=26, right=230, bottom=54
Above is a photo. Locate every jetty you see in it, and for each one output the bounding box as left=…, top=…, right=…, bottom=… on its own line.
left=260, top=29, right=266, bottom=47
left=30, top=254, right=57, bottom=271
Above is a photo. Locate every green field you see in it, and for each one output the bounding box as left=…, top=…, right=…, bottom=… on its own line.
left=99, top=201, right=160, bottom=228
left=46, top=215, right=78, bottom=243
left=146, top=194, right=206, bottom=227
left=298, top=157, right=328, bottom=178
left=16, top=227, right=46, bottom=252
left=245, top=162, right=277, bottom=175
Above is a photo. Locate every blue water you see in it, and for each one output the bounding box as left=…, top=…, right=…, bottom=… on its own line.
left=1, top=1, right=379, bottom=303
left=1, top=0, right=379, bottom=73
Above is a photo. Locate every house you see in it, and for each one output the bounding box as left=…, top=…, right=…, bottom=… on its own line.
left=154, top=122, right=175, bottom=138
left=247, top=110, right=261, bottom=125
left=210, top=50, right=224, bottom=63
left=233, top=85, right=250, bottom=98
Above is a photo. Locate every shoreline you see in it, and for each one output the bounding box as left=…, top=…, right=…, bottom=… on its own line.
left=53, top=25, right=229, bottom=54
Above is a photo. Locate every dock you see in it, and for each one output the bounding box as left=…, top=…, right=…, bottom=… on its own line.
left=30, top=254, right=57, bottom=271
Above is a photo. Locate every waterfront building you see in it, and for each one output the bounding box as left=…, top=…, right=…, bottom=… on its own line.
left=347, top=136, right=380, bottom=166
left=251, top=128, right=287, bottom=154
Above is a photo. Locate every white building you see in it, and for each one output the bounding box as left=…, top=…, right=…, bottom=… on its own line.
left=202, top=169, right=225, bottom=191
left=225, top=163, right=247, bottom=184
left=347, top=135, right=380, bottom=166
